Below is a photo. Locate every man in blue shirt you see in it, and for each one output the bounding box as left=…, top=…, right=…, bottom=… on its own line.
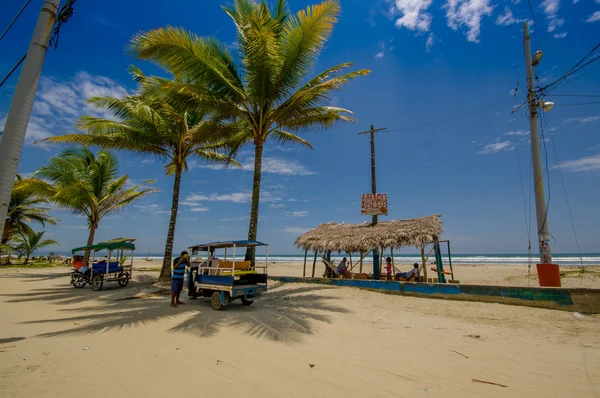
left=171, top=251, right=190, bottom=308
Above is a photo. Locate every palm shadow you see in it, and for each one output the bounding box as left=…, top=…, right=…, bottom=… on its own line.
left=17, top=281, right=348, bottom=344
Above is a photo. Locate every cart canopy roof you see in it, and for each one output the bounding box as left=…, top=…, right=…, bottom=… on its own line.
left=189, top=240, right=267, bottom=251
left=72, top=238, right=136, bottom=254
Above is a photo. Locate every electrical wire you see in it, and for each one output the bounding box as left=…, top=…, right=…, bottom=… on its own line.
left=540, top=45, right=600, bottom=95
left=0, top=53, right=26, bottom=88
left=555, top=101, right=600, bottom=107
left=526, top=0, right=538, bottom=52
left=541, top=112, right=586, bottom=283
left=49, top=0, right=77, bottom=49
left=385, top=103, right=502, bottom=133
left=547, top=94, right=600, bottom=98
left=0, top=0, right=31, bottom=41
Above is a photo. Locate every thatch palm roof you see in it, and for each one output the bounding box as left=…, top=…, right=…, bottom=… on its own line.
left=295, top=215, right=442, bottom=253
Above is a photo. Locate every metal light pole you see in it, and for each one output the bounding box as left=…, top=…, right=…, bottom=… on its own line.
left=523, top=21, right=552, bottom=265
left=359, top=125, right=386, bottom=279
left=0, top=0, right=60, bottom=236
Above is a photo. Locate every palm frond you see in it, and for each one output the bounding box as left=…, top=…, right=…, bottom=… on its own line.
left=270, top=129, right=313, bottom=149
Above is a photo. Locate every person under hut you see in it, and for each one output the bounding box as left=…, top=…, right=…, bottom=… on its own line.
left=336, top=257, right=349, bottom=278
left=396, top=263, right=420, bottom=282
left=385, top=257, right=393, bottom=281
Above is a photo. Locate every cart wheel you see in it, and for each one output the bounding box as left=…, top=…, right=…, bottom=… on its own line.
left=72, top=276, right=86, bottom=289
left=91, top=274, right=104, bottom=291
left=211, top=292, right=225, bottom=311
left=118, top=272, right=129, bottom=287
left=241, top=297, right=254, bottom=306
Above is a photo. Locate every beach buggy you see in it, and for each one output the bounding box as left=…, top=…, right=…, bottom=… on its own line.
left=187, top=240, right=268, bottom=310
left=70, top=238, right=135, bottom=291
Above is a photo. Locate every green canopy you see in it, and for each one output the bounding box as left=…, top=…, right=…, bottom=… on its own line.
left=72, top=239, right=136, bottom=254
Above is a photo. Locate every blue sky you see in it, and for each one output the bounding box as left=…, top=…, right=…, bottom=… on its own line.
left=1, top=0, right=599, bottom=255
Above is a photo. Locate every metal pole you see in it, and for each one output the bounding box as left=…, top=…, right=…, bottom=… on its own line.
left=523, top=21, right=552, bottom=265
left=0, top=0, right=60, bottom=236
left=359, top=125, right=385, bottom=279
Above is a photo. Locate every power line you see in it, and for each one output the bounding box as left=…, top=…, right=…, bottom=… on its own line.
left=541, top=112, right=585, bottom=272
left=385, top=103, right=502, bottom=133
left=555, top=101, right=600, bottom=107
left=0, top=0, right=31, bottom=41
left=540, top=45, right=600, bottom=95
left=0, top=53, right=26, bottom=88
left=547, top=94, right=600, bottom=98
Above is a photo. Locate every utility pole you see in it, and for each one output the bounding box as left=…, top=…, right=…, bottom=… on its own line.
left=523, top=21, right=552, bottom=265
left=359, top=125, right=386, bottom=279
left=0, top=0, right=60, bottom=236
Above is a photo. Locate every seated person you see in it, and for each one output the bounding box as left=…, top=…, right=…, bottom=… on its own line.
left=336, top=257, right=349, bottom=276
left=72, top=255, right=89, bottom=274
left=396, top=263, right=420, bottom=281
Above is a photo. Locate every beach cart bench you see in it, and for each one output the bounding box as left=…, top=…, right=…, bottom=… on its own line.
left=187, top=240, right=268, bottom=310
left=70, top=238, right=135, bottom=291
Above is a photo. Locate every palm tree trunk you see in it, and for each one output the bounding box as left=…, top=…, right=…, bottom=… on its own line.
left=24, top=253, right=30, bottom=265
left=84, top=224, right=97, bottom=265
left=159, top=165, right=183, bottom=282
left=245, top=143, right=264, bottom=264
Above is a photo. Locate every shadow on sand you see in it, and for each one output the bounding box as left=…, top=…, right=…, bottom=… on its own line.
left=2, top=276, right=349, bottom=344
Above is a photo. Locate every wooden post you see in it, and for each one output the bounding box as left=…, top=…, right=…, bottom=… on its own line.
left=446, top=240, right=455, bottom=280
left=380, top=246, right=384, bottom=279
left=311, top=250, right=318, bottom=278
left=421, top=246, right=427, bottom=281
left=359, top=251, right=364, bottom=274
left=302, top=249, right=308, bottom=277
left=348, top=252, right=353, bottom=278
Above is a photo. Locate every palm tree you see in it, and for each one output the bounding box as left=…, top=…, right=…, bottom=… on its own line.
left=22, top=148, right=155, bottom=264
left=40, top=68, right=239, bottom=281
left=12, top=230, right=59, bottom=265
left=129, top=0, right=369, bottom=262
left=2, top=175, right=56, bottom=264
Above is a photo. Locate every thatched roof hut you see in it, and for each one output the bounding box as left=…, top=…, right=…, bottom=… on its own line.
left=295, top=215, right=443, bottom=253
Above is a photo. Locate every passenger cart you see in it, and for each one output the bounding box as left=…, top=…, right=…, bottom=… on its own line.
left=70, top=238, right=136, bottom=291
left=187, top=240, right=268, bottom=310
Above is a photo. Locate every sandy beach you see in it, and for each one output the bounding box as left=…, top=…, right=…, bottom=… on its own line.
left=1, top=264, right=599, bottom=398
left=131, top=258, right=600, bottom=289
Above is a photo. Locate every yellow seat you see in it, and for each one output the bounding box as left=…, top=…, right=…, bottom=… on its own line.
left=221, top=270, right=257, bottom=276
left=218, top=260, right=251, bottom=270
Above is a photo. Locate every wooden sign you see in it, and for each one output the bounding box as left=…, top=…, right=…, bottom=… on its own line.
left=361, top=194, right=388, bottom=216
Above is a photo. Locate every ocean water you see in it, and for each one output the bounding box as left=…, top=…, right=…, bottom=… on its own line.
left=36, top=251, right=600, bottom=266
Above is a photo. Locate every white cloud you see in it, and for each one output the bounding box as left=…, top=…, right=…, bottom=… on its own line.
left=194, top=156, right=315, bottom=176
left=282, top=227, right=310, bottom=234
left=504, top=130, right=529, bottom=136
left=478, top=141, right=514, bottom=154
left=586, top=11, right=600, bottom=23
left=554, top=32, right=568, bottom=38
left=219, top=216, right=249, bottom=221
left=388, top=0, right=433, bottom=32
left=547, top=17, right=564, bottom=32
left=189, top=206, right=210, bottom=212
left=540, top=0, right=560, bottom=18
left=496, top=6, right=527, bottom=26
left=540, top=0, right=564, bottom=33
left=133, top=203, right=170, bottom=215
left=285, top=211, right=309, bottom=217
left=444, top=0, right=494, bottom=43
left=557, top=154, right=600, bottom=172
left=425, top=33, right=435, bottom=52
left=269, top=203, right=284, bottom=209
left=565, top=115, right=600, bottom=126
left=0, top=71, right=129, bottom=145
left=141, top=159, right=155, bottom=165
left=244, top=157, right=316, bottom=176
left=374, top=52, right=385, bottom=59
left=183, top=192, right=252, bottom=204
